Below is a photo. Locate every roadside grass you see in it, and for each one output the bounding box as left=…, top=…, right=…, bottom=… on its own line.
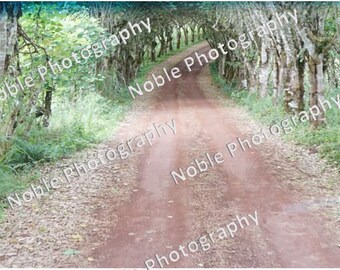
left=0, top=35, right=203, bottom=220
left=209, top=63, right=340, bottom=170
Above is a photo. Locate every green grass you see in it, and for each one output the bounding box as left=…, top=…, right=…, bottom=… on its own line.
left=286, top=108, right=340, bottom=166
left=209, top=62, right=340, bottom=170
left=0, top=33, right=204, bottom=220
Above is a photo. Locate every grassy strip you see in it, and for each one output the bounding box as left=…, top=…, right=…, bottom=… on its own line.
left=0, top=37, right=203, bottom=219
left=209, top=63, right=340, bottom=170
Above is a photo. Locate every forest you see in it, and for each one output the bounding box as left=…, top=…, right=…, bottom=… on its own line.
left=0, top=0, right=339, bottom=221
left=0, top=1, right=340, bottom=268
left=0, top=1, right=339, bottom=268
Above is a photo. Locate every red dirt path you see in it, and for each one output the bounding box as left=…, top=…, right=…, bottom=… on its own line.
left=92, top=43, right=340, bottom=268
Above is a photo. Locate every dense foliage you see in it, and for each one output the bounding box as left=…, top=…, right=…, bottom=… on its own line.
left=0, top=2, right=202, bottom=213
left=200, top=2, right=339, bottom=124
left=203, top=2, right=339, bottom=168
left=0, top=2, right=339, bottom=215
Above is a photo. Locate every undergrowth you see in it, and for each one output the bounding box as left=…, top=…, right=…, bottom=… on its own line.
left=210, top=63, right=340, bottom=170
left=0, top=36, right=203, bottom=219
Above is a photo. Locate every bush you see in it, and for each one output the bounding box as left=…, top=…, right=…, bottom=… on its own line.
left=0, top=91, right=130, bottom=218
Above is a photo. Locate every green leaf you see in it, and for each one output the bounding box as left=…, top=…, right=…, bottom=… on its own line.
left=63, top=249, right=80, bottom=256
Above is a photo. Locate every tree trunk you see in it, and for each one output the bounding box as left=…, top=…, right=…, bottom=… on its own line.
left=197, top=26, right=202, bottom=40
left=166, top=30, right=173, bottom=51
left=151, top=40, right=157, bottom=62
left=258, top=42, right=271, bottom=98
left=218, top=54, right=226, bottom=76
left=308, top=54, right=325, bottom=128
left=190, top=26, right=195, bottom=43
left=6, top=104, right=20, bottom=137
left=279, top=22, right=303, bottom=115
left=272, top=57, right=280, bottom=105
left=0, top=9, right=7, bottom=77
left=43, top=86, right=53, bottom=127
left=21, top=87, right=43, bottom=134
left=176, top=28, right=181, bottom=49
left=246, top=61, right=258, bottom=94
left=158, top=35, right=166, bottom=57
left=183, top=27, right=189, bottom=46
left=297, top=13, right=326, bottom=127
left=0, top=3, right=21, bottom=77
left=283, top=65, right=299, bottom=114
left=297, top=58, right=305, bottom=112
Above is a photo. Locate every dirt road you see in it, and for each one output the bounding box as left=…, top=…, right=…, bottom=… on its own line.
left=92, top=42, right=340, bottom=267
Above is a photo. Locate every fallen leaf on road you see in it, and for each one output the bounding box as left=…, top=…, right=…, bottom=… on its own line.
left=71, top=234, right=83, bottom=242
left=63, top=249, right=80, bottom=256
